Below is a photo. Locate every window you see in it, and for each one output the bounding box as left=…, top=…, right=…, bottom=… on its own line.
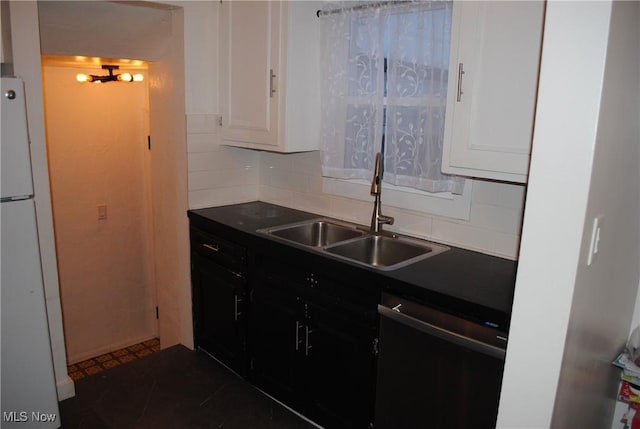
left=319, top=0, right=464, bottom=196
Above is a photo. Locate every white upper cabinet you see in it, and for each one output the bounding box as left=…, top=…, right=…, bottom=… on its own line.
left=442, top=1, right=545, bottom=183
left=219, top=1, right=321, bottom=152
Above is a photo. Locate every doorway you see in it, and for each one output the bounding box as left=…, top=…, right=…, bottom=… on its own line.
left=42, top=57, right=157, bottom=364
left=37, top=0, right=191, bottom=375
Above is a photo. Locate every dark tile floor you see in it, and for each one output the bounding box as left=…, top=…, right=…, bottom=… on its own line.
left=59, top=345, right=317, bottom=429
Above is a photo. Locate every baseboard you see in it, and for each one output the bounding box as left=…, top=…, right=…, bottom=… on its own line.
left=66, top=333, right=158, bottom=365
left=56, top=375, right=75, bottom=401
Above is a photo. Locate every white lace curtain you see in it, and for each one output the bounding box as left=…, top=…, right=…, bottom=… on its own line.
left=319, top=0, right=465, bottom=194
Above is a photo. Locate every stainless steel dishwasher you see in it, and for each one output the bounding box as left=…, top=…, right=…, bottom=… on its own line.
left=374, top=292, right=508, bottom=429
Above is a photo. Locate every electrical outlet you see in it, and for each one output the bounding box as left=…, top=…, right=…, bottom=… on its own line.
left=98, top=205, right=107, bottom=221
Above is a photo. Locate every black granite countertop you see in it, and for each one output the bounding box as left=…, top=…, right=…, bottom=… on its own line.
left=188, top=201, right=518, bottom=332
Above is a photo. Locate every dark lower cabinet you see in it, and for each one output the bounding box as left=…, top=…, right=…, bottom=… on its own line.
left=249, top=266, right=302, bottom=409
left=304, top=302, right=377, bottom=428
left=249, top=251, right=378, bottom=429
left=189, top=222, right=379, bottom=428
left=190, top=228, right=248, bottom=376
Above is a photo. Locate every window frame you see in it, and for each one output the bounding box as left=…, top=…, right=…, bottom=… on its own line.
left=322, top=176, right=472, bottom=221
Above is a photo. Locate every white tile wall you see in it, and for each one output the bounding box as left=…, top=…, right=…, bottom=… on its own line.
left=186, top=114, right=259, bottom=209
left=257, top=150, right=526, bottom=260
left=186, top=136, right=526, bottom=259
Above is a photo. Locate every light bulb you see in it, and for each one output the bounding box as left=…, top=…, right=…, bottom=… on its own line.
left=76, top=73, right=91, bottom=83
left=132, top=73, right=144, bottom=82
left=118, top=73, right=133, bottom=82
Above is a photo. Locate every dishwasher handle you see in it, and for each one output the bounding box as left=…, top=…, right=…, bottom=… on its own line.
left=378, top=304, right=506, bottom=360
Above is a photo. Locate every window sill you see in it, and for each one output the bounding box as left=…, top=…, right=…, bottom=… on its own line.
left=322, top=177, right=472, bottom=221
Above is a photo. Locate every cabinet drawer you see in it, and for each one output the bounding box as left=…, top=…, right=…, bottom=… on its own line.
left=309, top=289, right=379, bottom=328
left=311, top=270, right=380, bottom=325
left=190, top=227, right=246, bottom=272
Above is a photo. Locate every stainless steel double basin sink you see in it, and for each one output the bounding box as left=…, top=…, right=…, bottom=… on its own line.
left=258, top=218, right=449, bottom=271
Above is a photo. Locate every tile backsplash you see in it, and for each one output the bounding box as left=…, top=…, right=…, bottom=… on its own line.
left=258, top=151, right=525, bottom=260
left=186, top=115, right=259, bottom=209
left=186, top=115, right=525, bottom=260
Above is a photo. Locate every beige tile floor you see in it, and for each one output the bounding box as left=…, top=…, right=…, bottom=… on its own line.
left=67, top=338, right=161, bottom=380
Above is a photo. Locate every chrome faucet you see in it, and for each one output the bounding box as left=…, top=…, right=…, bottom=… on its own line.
left=370, top=152, right=394, bottom=233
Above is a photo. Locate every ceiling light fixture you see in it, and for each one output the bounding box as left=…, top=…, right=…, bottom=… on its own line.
left=76, top=65, right=144, bottom=84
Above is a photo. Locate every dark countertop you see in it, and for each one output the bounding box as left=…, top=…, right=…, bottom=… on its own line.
left=188, top=201, right=518, bottom=332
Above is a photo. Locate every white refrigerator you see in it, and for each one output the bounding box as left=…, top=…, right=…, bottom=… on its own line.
left=1, top=77, right=60, bottom=428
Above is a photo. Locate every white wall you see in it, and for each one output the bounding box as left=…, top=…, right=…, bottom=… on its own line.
left=146, top=5, right=191, bottom=350
left=42, top=65, right=157, bottom=364
left=552, top=1, right=640, bottom=426
left=38, top=1, right=172, bottom=61
left=183, top=1, right=260, bottom=210
left=497, top=2, right=640, bottom=427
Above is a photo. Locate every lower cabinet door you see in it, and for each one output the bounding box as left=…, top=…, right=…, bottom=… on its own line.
left=248, top=253, right=379, bottom=428
left=191, top=253, right=247, bottom=375
left=304, top=303, right=377, bottom=428
left=248, top=269, right=303, bottom=410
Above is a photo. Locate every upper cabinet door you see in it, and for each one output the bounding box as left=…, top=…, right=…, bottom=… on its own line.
left=219, top=1, right=281, bottom=147
left=442, top=1, right=545, bottom=183
left=219, top=1, right=321, bottom=153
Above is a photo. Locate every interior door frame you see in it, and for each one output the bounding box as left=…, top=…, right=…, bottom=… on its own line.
left=147, top=5, right=192, bottom=351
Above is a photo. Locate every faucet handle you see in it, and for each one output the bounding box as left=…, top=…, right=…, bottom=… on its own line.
left=379, top=214, right=394, bottom=226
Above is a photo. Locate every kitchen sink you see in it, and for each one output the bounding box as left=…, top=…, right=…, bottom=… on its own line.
left=260, top=219, right=366, bottom=247
left=259, top=218, right=449, bottom=270
left=325, top=234, right=450, bottom=271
